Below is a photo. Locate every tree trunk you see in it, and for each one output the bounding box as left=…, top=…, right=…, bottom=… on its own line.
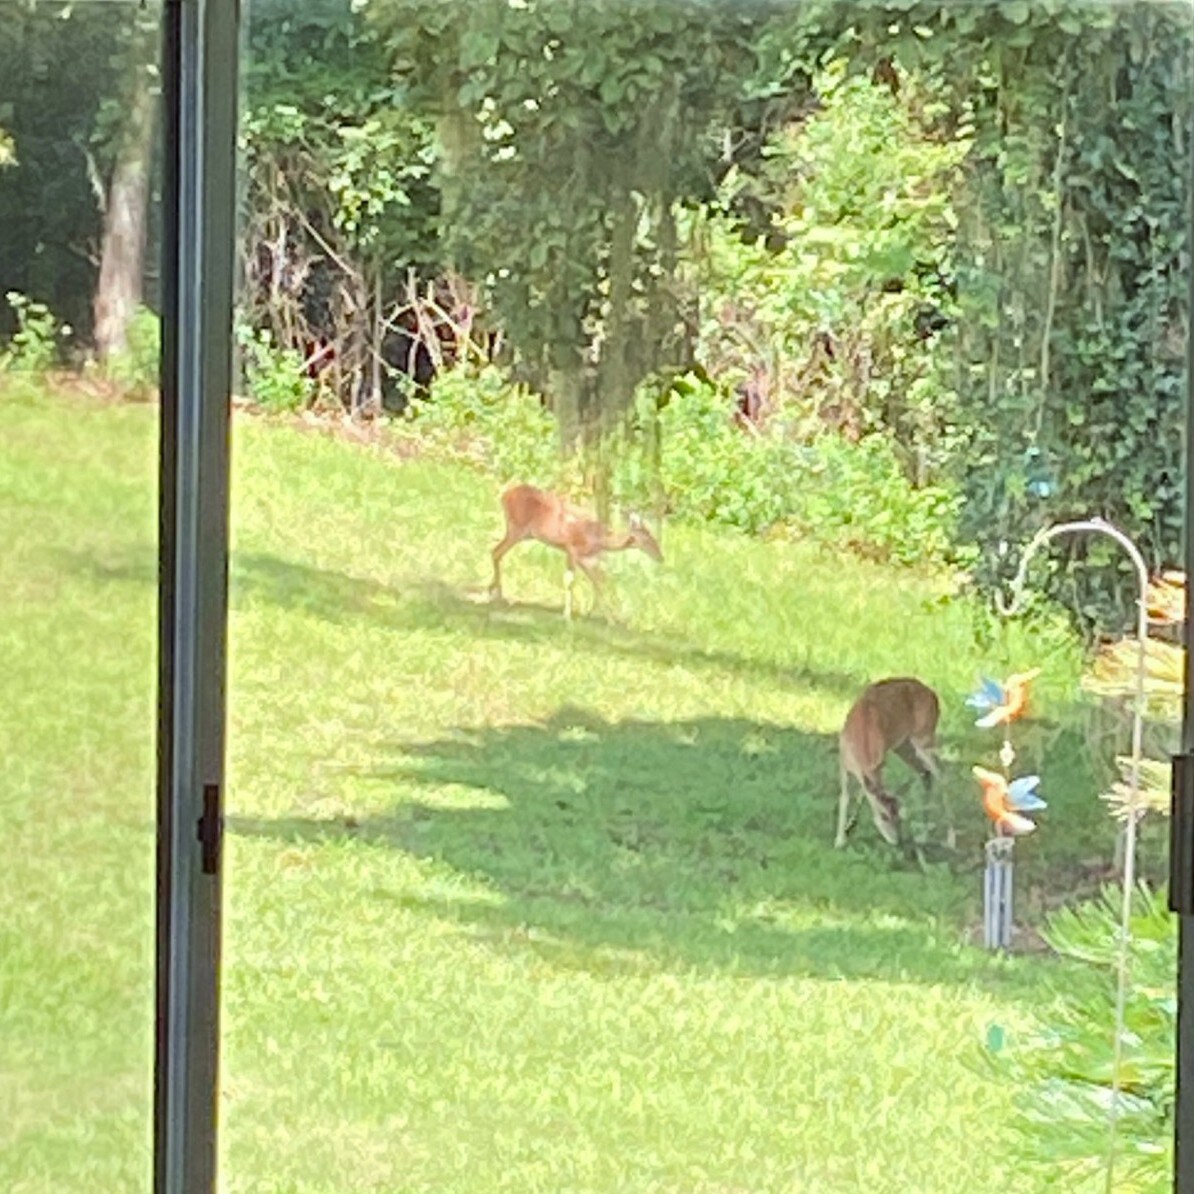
left=92, top=67, right=155, bottom=362
left=437, top=77, right=482, bottom=272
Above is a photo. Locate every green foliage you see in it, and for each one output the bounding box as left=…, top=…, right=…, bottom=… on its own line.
left=406, top=364, right=963, bottom=568
left=939, top=6, right=1188, bottom=625
left=984, top=886, right=1174, bottom=1192
left=0, top=3, right=151, bottom=341
left=242, top=3, right=440, bottom=267
left=0, top=291, right=70, bottom=373
left=794, top=436, right=964, bottom=568
left=364, top=0, right=796, bottom=445
left=649, top=375, right=962, bottom=566
left=400, top=363, right=560, bottom=485
left=239, top=1, right=444, bottom=409
left=690, top=57, right=971, bottom=487
left=644, top=376, right=802, bottom=536
left=103, top=304, right=160, bottom=399
left=237, top=323, right=315, bottom=414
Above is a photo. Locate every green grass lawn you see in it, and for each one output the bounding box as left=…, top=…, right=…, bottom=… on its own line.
left=1, top=384, right=1157, bottom=1192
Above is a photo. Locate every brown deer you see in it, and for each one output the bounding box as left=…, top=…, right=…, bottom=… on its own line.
left=489, top=484, right=663, bottom=619
left=837, top=677, right=944, bottom=850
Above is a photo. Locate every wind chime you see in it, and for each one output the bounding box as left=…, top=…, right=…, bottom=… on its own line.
left=967, top=669, right=1047, bottom=950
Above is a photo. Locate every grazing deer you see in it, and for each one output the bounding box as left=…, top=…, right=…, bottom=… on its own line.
left=489, top=483, right=663, bottom=619
left=836, top=677, right=943, bottom=850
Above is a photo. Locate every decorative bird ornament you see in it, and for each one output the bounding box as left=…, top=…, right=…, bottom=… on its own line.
left=966, top=669, right=1041, bottom=729
left=973, top=766, right=1047, bottom=836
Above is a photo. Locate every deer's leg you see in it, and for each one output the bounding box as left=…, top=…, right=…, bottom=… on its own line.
left=896, top=738, right=951, bottom=848
left=563, top=565, right=575, bottom=621
left=894, top=740, right=933, bottom=798
left=489, top=529, right=524, bottom=600
left=861, top=771, right=901, bottom=847
left=575, top=557, right=605, bottom=616
left=836, top=761, right=857, bottom=848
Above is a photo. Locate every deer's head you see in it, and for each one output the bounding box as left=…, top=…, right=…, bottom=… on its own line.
left=626, top=513, right=664, bottom=563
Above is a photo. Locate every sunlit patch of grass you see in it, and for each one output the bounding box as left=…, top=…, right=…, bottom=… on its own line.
left=1, top=385, right=1130, bottom=1193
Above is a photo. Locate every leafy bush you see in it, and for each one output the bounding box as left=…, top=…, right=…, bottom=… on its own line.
left=0, top=291, right=70, bottom=373
left=399, top=364, right=561, bottom=487
left=946, top=6, right=1191, bottom=626
left=984, top=886, right=1174, bottom=1192
left=648, top=376, right=963, bottom=565
left=407, top=364, right=964, bottom=569
left=647, top=376, right=801, bottom=535
left=104, top=304, right=160, bottom=399
left=236, top=323, right=315, bottom=413
left=792, top=435, right=964, bottom=568
left=687, top=58, right=970, bottom=485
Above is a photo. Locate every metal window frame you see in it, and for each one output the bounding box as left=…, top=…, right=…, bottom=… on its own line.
left=155, top=1, right=240, bottom=1192
left=1176, top=98, right=1194, bottom=1192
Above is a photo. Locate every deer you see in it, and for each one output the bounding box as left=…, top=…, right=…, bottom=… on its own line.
left=488, top=483, right=663, bottom=620
left=836, top=676, right=947, bottom=852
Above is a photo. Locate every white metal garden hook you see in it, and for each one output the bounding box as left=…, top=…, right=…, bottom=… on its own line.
left=993, top=515, right=1150, bottom=1193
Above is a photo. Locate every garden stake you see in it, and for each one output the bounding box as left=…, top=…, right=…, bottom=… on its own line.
left=995, top=516, right=1149, bottom=1194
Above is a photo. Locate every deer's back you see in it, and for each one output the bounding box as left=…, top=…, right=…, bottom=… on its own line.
left=841, top=677, right=939, bottom=772
left=502, top=484, right=600, bottom=552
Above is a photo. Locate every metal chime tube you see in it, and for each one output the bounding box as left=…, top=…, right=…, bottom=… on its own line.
left=1000, top=848, right=1013, bottom=948
left=984, top=839, right=1014, bottom=950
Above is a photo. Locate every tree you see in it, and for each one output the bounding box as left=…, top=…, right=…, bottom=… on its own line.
left=0, top=1, right=133, bottom=343
left=813, top=0, right=1192, bottom=624
left=240, top=0, right=444, bottom=410
left=92, top=10, right=160, bottom=362
left=364, top=0, right=806, bottom=474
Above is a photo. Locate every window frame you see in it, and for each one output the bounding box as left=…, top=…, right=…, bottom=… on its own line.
left=154, top=1, right=240, bottom=1191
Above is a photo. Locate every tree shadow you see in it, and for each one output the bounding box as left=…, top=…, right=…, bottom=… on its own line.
left=57, top=542, right=1113, bottom=988
left=232, top=706, right=1062, bottom=997
left=226, top=552, right=868, bottom=701
left=412, top=577, right=872, bottom=700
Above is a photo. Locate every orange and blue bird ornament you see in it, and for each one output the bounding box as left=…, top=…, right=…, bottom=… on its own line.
left=972, top=766, right=1047, bottom=836
left=966, top=669, right=1041, bottom=729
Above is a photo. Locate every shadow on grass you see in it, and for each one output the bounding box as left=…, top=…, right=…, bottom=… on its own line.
left=226, top=552, right=870, bottom=702
left=58, top=543, right=1124, bottom=984
left=232, top=705, right=1063, bottom=996
left=53, top=545, right=953, bottom=706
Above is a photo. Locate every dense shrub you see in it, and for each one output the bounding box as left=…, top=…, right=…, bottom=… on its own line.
left=0, top=292, right=70, bottom=373
left=398, top=364, right=561, bottom=487
left=236, top=323, right=315, bottom=414
left=687, top=59, right=969, bottom=487
left=943, top=6, right=1191, bottom=626
left=405, top=364, right=964, bottom=569
left=103, top=304, right=160, bottom=399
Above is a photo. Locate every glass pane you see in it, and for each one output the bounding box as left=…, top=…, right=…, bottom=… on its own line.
left=0, top=2, right=162, bottom=1191
left=225, top=2, right=1188, bottom=1190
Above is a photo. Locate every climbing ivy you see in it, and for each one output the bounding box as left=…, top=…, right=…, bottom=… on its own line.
left=819, top=1, right=1192, bottom=626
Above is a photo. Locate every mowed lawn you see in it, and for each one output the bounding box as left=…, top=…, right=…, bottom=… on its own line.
left=2, top=384, right=1134, bottom=1192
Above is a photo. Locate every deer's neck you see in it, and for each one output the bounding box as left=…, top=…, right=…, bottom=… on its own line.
left=600, top=528, right=635, bottom=552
